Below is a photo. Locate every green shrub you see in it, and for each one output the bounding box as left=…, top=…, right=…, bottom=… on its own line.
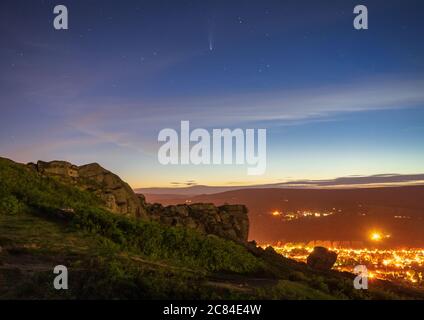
left=0, top=195, right=26, bottom=215
left=71, top=206, right=262, bottom=273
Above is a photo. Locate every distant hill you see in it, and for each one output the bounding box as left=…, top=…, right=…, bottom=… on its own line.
left=136, top=173, right=424, bottom=195
left=145, top=186, right=424, bottom=246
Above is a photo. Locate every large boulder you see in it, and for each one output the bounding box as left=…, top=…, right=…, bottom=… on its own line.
left=78, top=163, right=147, bottom=218
left=219, top=204, right=249, bottom=242
left=35, top=160, right=79, bottom=180
left=306, top=246, right=338, bottom=270
left=30, top=161, right=147, bottom=218
left=144, top=202, right=250, bottom=242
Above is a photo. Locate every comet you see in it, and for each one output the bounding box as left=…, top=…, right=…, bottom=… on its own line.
left=208, top=18, right=214, bottom=51
left=208, top=29, right=214, bottom=51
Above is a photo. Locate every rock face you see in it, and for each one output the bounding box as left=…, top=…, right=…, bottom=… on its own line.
left=306, top=246, right=338, bottom=270
left=28, top=160, right=249, bottom=242
left=30, top=161, right=147, bottom=218
left=145, top=202, right=249, bottom=242
left=32, top=160, right=79, bottom=179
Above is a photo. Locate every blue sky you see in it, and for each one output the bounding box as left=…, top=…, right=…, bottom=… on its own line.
left=0, top=0, right=423, bottom=187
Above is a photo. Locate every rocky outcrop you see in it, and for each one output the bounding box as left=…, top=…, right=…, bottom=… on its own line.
left=306, top=246, right=338, bottom=270
left=145, top=202, right=249, bottom=242
left=28, top=160, right=249, bottom=242
left=30, top=160, right=79, bottom=179
left=29, top=161, right=147, bottom=218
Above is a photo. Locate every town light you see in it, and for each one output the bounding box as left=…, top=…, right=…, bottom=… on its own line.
left=370, top=232, right=383, bottom=241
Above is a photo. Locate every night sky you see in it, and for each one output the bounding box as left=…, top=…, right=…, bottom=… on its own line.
left=1, top=0, right=423, bottom=187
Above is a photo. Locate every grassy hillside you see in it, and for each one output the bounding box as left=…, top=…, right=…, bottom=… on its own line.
left=1, top=157, right=423, bottom=299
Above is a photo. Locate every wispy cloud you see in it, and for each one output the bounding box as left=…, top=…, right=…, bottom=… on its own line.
left=3, top=74, right=423, bottom=163
left=62, top=76, right=424, bottom=152
left=145, top=77, right=424, bottom=127
left=74, top=77, right=424, bottom=125
left=274, top=174, right=424, bottom=188
left=170, top=180, right=198, bottom=187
